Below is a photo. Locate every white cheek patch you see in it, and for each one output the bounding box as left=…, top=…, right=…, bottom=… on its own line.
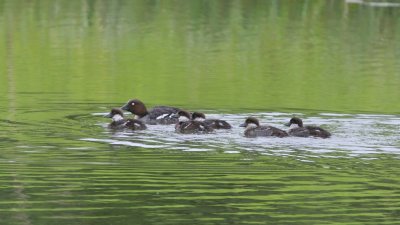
left=179, top=116, right=189, bottom=122
left=194, top=117, right=205, bottom=122
left=247, top=123, right=258, bottom=129
left=289, top=124, right=299, bottom=129
left=112, top=114, right=124, bottom=122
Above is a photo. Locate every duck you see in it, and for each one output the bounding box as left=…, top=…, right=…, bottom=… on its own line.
left=174, top=110, right=214, bottom=134
left=240, top=117, right=288, bottom=138
left=121, top=99, right=180, bottom=125
left=104, top=108, right=127, bottom=129
left=285, top=117, right=331, bottom=138
left=104, top=108, right=147, bottom=130
left=124, top=119, right=147, bottom=130
left=191, top=112, right=232, bottom=129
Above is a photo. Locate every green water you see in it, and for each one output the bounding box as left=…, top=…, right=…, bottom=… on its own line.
left=1, top=1, right=400, bottom=224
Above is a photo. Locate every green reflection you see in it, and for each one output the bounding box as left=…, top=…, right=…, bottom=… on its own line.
left=1, top=1, right=400, bottom=225
left=0, top=0, right=399, bottom=114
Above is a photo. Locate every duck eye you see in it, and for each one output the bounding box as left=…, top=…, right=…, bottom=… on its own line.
left=131, top=102, right=135, bottom=106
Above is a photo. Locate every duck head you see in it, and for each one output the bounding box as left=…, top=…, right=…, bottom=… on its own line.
left=120, top=99, right=148, bottom=117
left=285, top=117, right=303, bottom=128
left=172, top=110, right=192, bottom=122
left=239, top=117, right=260, bottom=128
left=104, top=108, right=124, bottom=121
left=191, top=112, right=206, bottom=122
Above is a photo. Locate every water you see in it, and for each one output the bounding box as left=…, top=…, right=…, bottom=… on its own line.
left=1, top=1, right=400, bottom=224
left=86, top=112, right=399, bottom=157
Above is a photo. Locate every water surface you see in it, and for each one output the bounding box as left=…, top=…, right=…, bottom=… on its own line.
left=1, top=1, right=400, bottom=224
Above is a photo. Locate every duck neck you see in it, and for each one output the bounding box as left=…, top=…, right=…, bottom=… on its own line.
left=134, top=106, right=148, bottom=118
left=179, top=116, right=190, bottom=122
left=194, top=117, right=205, bottom=122
left=112, top=114, right=124, bottom=122
left=247, top=123, right=258, bottom=129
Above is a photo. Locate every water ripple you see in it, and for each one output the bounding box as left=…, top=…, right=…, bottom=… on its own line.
left=82, top=112, right=400, bottom=158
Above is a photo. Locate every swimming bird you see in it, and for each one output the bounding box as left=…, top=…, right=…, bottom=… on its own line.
left=104, top=108, right=127, bottom=129
left=191, top=112, right=232, bottom=129
left=121, top=99, right=180, bottom=125
left=240, top=117, right=288, bottom=138
left=174, top=110, right=214, bottom=134
left=285, top=117, right=331, bottom=138
left=124, top=118, right=147, bottom=130
left=104, top=108, right=147, bottom=130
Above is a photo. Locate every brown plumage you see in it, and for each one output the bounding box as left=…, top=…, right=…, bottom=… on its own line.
left=174, top=110, right=214, bottom=134
left=285, top=117, right=331, bottom=138
left=240, top=117, right=288, bottom=138
left=191, top=112, right=232, bottom=129
left=120, top=99, right=180, bottom=124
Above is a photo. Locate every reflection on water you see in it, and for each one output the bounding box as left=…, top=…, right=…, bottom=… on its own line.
left=2, top=106, right=399, bottom=224
left=1, top=0, right=400, bottom=224
left=1, top=0, right=400, bottom=113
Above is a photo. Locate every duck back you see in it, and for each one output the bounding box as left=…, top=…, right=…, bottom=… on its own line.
left=175, top=121, right=213, bottom=134
left=305, top=125, right=331, bottom=138
left=203, top=119, right=232, bottom=129
left=125, top=119, right=147, bottom=130
left=245, top=125, right=288, bottom=138
left=288, top=127, right=310, bottom=137
left=146, top=106, right=180, bottom=125
left=108, top=119, right=126, bottom=129
left=288, top=126, right=331, bottom=138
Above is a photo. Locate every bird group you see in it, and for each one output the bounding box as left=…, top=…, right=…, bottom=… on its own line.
left=104, top=99, right=331, bottom=138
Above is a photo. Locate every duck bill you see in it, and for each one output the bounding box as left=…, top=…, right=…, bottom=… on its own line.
left=284, top=122, right=291, bottom=127
left=239, top=123, right=246, bottom=127
left=104, top=113, right=112, bottom=118
left=121, top=103, right=129, bottom=111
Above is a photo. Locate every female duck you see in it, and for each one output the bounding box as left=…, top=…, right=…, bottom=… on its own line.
left=121, top=99, right=180, bottom=125
left=175, top=110, right=213, bottom=134
left=191, top=112, right=232, bottom=129
left=285, top=117, right=331, bottom=138
left=240, top=117, right=288, bottom=138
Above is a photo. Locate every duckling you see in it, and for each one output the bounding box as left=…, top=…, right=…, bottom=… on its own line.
left=104, top=108, right=147, bottom=130
left=191, top=112, right=232, bottom=129
left=174, top=110, right=213, bottom=134
left=124, top=119, right=147, bottom=130
left=240, top=117, right=288, bottom=138
left=104, top=108, right=127, bottom=129
left=285, top=117, right=331, bottom=138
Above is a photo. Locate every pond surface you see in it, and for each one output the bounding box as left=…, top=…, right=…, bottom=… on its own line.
left=1, top=1, right=400, bottom=224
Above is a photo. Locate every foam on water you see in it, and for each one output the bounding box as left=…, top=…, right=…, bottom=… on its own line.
left=84, top=112, right=400, bottom=158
